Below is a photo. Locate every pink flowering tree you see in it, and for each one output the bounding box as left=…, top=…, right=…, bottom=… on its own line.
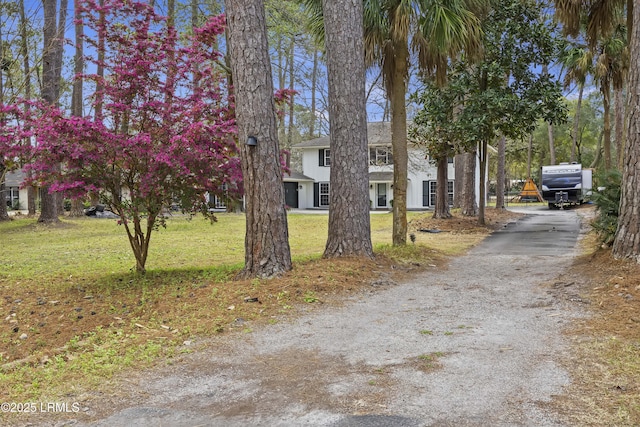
left=23, top=1, right=241, bottom=273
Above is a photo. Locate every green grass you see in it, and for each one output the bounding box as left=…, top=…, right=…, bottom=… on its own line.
left=417, top=352, right=447, bottom=370
left=0, top=212, right=421, bottom=283
left=0, top=210, right=456, bottom=406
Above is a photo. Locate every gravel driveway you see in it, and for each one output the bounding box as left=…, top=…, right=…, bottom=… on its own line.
left=78, top=207, right=583, bottom=427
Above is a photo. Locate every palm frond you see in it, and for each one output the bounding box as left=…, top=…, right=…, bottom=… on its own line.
left=416, top=0, right=483, bottom=85
left=586, top=0, right=627, bottom=45
left=299, top=0, right=326, bottom=47
left=559, top=44, right=593, bottom=88
left=388, top=0, right=412, bottom=44
left=554, top=0, right=583, bottom=37
left=363, top=0, right=391, bottom=67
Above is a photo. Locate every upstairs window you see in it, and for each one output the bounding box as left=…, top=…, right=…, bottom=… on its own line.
left=318, top=148, right=331, bottom=166
left=369, top=146, right=393, bottom=166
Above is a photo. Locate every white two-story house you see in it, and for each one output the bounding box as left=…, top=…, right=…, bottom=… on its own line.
left=3, top=169, right=28, bottom=210
left=285, top=121, right=465, bottom=210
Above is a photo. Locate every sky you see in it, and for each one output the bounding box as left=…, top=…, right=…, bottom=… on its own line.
left=3, top=0, right=584, bottom=133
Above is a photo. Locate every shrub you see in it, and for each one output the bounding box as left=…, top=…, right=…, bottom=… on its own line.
left=591, top=169, right=622, bottom=246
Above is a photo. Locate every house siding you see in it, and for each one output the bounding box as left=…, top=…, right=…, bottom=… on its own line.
left=292, top=122, right=482, bottom=210
left=297, top=145, right=454, bottom=210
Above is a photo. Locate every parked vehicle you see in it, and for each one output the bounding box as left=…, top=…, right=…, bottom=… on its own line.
left=541, top=163, right=592, bottom=209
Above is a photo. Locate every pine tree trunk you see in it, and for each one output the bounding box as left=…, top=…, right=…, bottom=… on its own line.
left=461, top=150, right=477, bottom=216
left=602, top=80, right=612, bottom=170
left=478, top=140, right=488, bottom=226
left=614, top=87, right=625, bottom=169
left=322, top=0, right=373, bottom=258
left=613, top=5, right=640, bottom=262
left=527, top=133, right=533, bottom=178
left=56, top=192, right=65, bottom=216
left=95, top=0, right=105, bottom=121
left=547, top=123, right=556, bottom=165
left=287, top=37, right=295, bottom=147
left=453, top=153, right=464, bottom=209
left=0, top=168, right=8, bottom=221
left=27, top=186, right=36, bottom=215
left=53, top=0, right=67, bottom=101
left=68, top=0, right=85, bottom=217
left=276, top=38, right=286, bottom=143
left=191, top=0, right=202, bottom=89
left=432, top=156, right=451, bottom=219
left=390, top=41, right=408, bottom=245
left=543, top=65, right=556, bottom=166
left=571, top=83, right=584, bottom=163
left=52, top=0, right=68, bottom=218
left=38, top=0, right=62, bottom=224
left=590, top=131, right=604, bottom=169
left=309, top=48, right=318, bottom=138
left=19, top=0, right=36, bottom=215
left=0, top=18, right=8, bottom=221
left=495, top=135, right=506, bottom=209
left=627, top=0, right=634, bottom=45
left=225, top=0, right=292, bottom=278
left=71, top=1, right=83, bottom=124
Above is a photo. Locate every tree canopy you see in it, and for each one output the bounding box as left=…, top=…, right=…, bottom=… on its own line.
left=2, top=1, right=240, bottom=273
left=412, top=0, right=567, bottom=223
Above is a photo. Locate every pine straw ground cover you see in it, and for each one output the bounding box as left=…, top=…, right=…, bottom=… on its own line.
left=547, top=220, right=640, bottom=426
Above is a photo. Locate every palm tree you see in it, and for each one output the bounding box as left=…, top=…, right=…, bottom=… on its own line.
left=555, top=0, right=634, bottom=169
left=303, top=0, right=482, bottom=245
left=555, top=0, right=640, bottom=262
left=559, top=42, right=593, bottom=163
left=555, top=0, right=631, bottom=45
left=593, top=23, right=627, bottom=170
left=542, top=64, right=557, bottom=165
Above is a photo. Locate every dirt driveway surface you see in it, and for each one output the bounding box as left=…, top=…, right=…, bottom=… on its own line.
left=75, top=207, right=583, bottom=427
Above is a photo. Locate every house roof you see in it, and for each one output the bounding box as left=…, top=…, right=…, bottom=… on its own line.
left=283, top=171, right=315, bottom=182
left=294, top=122, right=396, bottom=148
left=368, top=172, right=394, bottom=182
left=4, top=169, right=25, bottom=187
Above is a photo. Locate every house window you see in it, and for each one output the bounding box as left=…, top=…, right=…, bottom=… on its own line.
left=369, top=146, right=393, bottom=166
left=424, top=180, right=454, bottom=207
left=319, top=182, right=330, bottom=207
left=6, top=187, right=19, bottom=208
left=422, top=181, right=429, bottom=207
left=429, top=181, right=437, bottom=206
left=319, top=148, right=331, bottom=166
left=212, top=196, right=226, bottom=209
left=207, top=183, right=228, bottom=209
